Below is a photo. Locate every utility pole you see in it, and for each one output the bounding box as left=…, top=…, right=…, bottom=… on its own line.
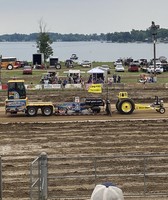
left=150, top=21, right=160, bottom=80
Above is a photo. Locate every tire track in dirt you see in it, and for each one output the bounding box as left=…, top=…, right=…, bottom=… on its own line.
left=0, top=118, right=168, bottom=199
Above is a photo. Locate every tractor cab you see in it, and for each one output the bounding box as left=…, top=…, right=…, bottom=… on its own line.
left=7, top=80, right=26, bottom=100
left=5, top=80, right=27, bottom=114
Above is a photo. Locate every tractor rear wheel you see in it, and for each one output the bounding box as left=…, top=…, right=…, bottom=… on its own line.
left=42, top=106, right=53, bottom=116
left=118, top=99, right=135, bottom=114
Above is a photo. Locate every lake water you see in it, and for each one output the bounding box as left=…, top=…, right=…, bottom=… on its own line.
left=0, top=41, right=168, bottom=62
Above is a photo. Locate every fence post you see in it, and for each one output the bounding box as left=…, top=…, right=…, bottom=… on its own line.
left=94, top=157, right=97, bottom=186
left=40, top=152, right=48, bottom=200
left=143, top=157, right=147, bottom=196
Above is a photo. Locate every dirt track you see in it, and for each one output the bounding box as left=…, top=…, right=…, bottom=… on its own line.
left=0, top=104, right=168, bottom=200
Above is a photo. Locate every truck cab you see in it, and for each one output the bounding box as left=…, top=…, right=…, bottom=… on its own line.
left=5, top=79, right=54, bottom=116
left=5, top=80, right=28, bottom=114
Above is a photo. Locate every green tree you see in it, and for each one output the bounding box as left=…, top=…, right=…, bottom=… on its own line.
left=36, top=19, right=53, bottom=62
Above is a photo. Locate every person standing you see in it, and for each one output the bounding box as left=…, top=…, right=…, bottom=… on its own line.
left=113, top=74, right=117, bottom=83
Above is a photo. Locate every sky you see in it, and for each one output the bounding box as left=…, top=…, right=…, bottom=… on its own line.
left=0, top=0, right=168, bottom=35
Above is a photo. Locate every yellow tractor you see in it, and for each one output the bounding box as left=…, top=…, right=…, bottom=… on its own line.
left=116, top=92, right=165, bottom=114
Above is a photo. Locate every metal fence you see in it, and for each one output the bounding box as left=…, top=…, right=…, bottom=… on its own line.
left=30, top=153, right=168, bottom=200
left=30, top=152, right=48, bottom=200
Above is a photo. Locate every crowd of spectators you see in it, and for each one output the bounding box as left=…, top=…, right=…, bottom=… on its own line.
left=87, top=75, right=105, bottom=84
left=41, top=72, right=123, bottom=87
left=41, top=73, right=84, bottom=87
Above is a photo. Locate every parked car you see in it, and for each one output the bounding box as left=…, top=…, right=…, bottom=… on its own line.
left=149, top=58, right=162, bottom=66
left=128, top=63, right=139, bottom=72
left=147, top=65, right=163, bottom=74
left=114, top=60, right=123, bottom=66
left=115, top=64, right=125, bottom=72
left=79, top=60, right=91, bottom=67
left=161, top=63, right=168, bottom=72
left=139, top=59, right=148, bottom=66
left=23, top=66, right=32, bottom=75
left=101, top=65, right=111, bottom=74
left=123, top=58, right=133, bottom=66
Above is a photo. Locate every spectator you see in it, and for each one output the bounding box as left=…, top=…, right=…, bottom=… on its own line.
left=68, top=74, right=74, bottom=84
left=113, top=74, right=117, bottom=83
left=62, top=78, right=67, bottom=88
left=58, top=78, right=62, bottom=84
left=97, top=77, right=104, bottom=83
left=88, top=75, right=92, bottom=83
left=117, top=75, right=121, bottom=83
left=91, top=182, right=124, bottom=200
left=44, top=79, right=49, bottom=85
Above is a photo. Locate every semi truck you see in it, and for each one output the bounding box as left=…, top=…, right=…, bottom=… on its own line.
left=5, top=80, right=109, bottom=116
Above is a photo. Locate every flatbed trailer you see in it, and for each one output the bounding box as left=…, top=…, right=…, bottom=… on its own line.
left=5, top=98, right=54, bottom=116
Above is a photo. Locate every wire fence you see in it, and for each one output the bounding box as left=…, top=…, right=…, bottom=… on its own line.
left=30, top=153, right=168, bottom=200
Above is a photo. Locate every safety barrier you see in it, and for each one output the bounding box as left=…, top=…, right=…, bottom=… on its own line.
left=1, top=83, right=168, bottom=91
left=30, top=153, right=168, bottom=200
left=30, top=152, right=48, bottom=200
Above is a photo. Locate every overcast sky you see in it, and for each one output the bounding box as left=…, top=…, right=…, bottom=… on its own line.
left=0, top=0, right=168, bottom=35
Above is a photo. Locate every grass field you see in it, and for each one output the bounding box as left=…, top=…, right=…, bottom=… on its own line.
left=1, top=61, right=168, bottom=85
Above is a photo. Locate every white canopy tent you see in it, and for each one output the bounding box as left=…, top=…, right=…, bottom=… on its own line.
left=87, top=67, right=105, bottom=83
left=63, top=69, right=85, bottom=76
left=87, top=67, right=105, bottom=74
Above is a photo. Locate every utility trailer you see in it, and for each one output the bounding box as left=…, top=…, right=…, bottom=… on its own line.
left=32, top=53, right=44, bottom=65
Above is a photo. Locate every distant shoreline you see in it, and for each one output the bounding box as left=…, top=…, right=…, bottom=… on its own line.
left=0, top=41, right=168, bottom=62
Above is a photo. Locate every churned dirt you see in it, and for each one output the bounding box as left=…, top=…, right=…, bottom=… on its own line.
left=0, top=87, right=168, bottom=200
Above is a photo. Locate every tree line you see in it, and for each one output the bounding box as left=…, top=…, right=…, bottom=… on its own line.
left=1, top=28, right=168, bottom=43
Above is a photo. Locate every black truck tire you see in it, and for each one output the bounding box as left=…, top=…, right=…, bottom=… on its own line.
left=41, top=106, right=53, bottom=116
left=26, top=106, right=38, bottom=116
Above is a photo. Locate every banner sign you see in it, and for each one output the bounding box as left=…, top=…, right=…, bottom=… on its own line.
left=88, top=84, right=102, bottom=93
